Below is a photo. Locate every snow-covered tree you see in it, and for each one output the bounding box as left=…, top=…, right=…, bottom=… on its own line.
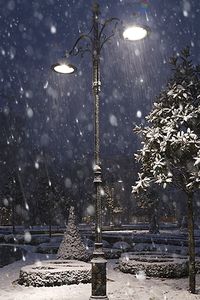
left=2, top=170, right=25, bottom=232
left=132, top=47, right=200, bottom=293
left=57, top=206, right=89, bottom=261
left=136, top=186, right=160, bottom=234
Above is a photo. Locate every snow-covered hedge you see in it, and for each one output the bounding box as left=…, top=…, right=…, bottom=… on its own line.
left=4, top=234, right=15, bottom=244
left=104, top=248, right=122, bottom=259
left=119, top=252, right=190, bottom=278
left=30, top=235, right=50, bottom=245
left=37, top=243, right=59, bottom=254
left=112, top=241, right=131, bottom=251
left=0, top=245, right=26, bottom=267
left=18, top=260, right=91, bottom=287
left=0, top=234, right=5, bottom=243
left=50, top=236, right=63, bottom=244
left=132, top=242, right=189, bottom=255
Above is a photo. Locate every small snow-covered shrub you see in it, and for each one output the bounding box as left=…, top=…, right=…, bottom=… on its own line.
left=15, top=235, right=25, bottom=244
left=104, top=248, right=122, bottom=259
left=31, top=235, right=50, bottom=245
left=4, top=234, right=14, bottom=243
left=37, top=243, right=59, bottom=254
left=50, top=236, right=62, bottom=244
left=0, top=234, right=5, bottom=243
left=113, top=241, right=131, bottom=251
left=102, top=240, right=111, bottom=248
left=83, top=238, right=94, bottom=248
left=133, top=243, right=156, bottom=252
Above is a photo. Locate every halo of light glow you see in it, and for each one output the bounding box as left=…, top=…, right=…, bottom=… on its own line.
left=123, top=26, right=149, bottom=41
left=51, top=63, right=76, bottom=74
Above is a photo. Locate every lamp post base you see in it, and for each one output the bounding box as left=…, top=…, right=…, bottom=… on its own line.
left=89, top=243, right=109, bottom=300
left=89, top=297, right=109, bottom=300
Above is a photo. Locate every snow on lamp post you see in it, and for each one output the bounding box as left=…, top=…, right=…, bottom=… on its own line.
left=52, top=2, right=150, bottom=299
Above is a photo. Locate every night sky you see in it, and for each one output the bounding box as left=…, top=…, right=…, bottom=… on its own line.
left=0, top=0, right=200, bottom=168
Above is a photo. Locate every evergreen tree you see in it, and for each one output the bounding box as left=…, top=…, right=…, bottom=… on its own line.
left=0, top=94, right=28, bottom=228
left=136, top=186, right=160, bottom=234
left=2, top=170, right=25, bottom=232
left=57, top=206, right=88, bottom=261
left=132, top=47, right=200, bottom=293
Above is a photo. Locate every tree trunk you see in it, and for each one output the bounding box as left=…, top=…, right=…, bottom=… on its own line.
left=12, top=201, right=15, bottom=234
left=176, top=192, right=188, bottom=230
left=187, top=192, right=196, bottom=294
left=149, top=203, right=159, bottom=234
left=49, top=223, right=52, bottom=238
left=49, top=208, right=52, bottom=238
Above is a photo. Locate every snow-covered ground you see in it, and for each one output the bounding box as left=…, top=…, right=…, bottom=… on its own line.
left=0, top=250, right=200, bottom=300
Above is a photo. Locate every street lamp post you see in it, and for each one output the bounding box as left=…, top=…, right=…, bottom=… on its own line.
left=90, top=3, right=107, bottom=299
left=52, top=2, right=149, bottom=299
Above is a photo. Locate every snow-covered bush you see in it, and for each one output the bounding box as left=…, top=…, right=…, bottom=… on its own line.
left=4, top=234, right=15, bottom=243
left=102, top=239, right=111, bottom=248
left=113, top=241, right=131, bottom=251
left=50, top=236, right=63, bottom=244
left=119, top=252, right=189, bottom=278
left=30, top=235, right=50, bottom=245
left=37, top=242, right=59, bottom=254
left=83, top=238, right=94, bottom=249
left=18, top=260, right=91, bottom=287
left=57, top=206, right=89, bottom=261
left=0, top=234, right=5, bottom=243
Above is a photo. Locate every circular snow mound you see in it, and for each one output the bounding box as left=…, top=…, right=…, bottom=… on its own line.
left=18, top=260, right=91, bottom=287
left=113, top=241, right=131, bottom=251
left=119, top=252, right=189, bottom=278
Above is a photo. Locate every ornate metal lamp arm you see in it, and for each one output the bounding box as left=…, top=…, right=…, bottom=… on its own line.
left=66, top=15, right=121, bottom=58
left=99, top=17, right=121, bottom=51
left=67, top=34, right=93, bottom=57
left=99, top=17, right=120, bottom=39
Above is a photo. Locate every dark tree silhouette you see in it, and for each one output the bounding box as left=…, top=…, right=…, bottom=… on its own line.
left=136, top=186, right=160, bottom=234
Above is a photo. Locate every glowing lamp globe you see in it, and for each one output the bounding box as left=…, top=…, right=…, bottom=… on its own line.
left=51, top=61, right=76, bottom=74
left=123, top=26, right=149, bottom=41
